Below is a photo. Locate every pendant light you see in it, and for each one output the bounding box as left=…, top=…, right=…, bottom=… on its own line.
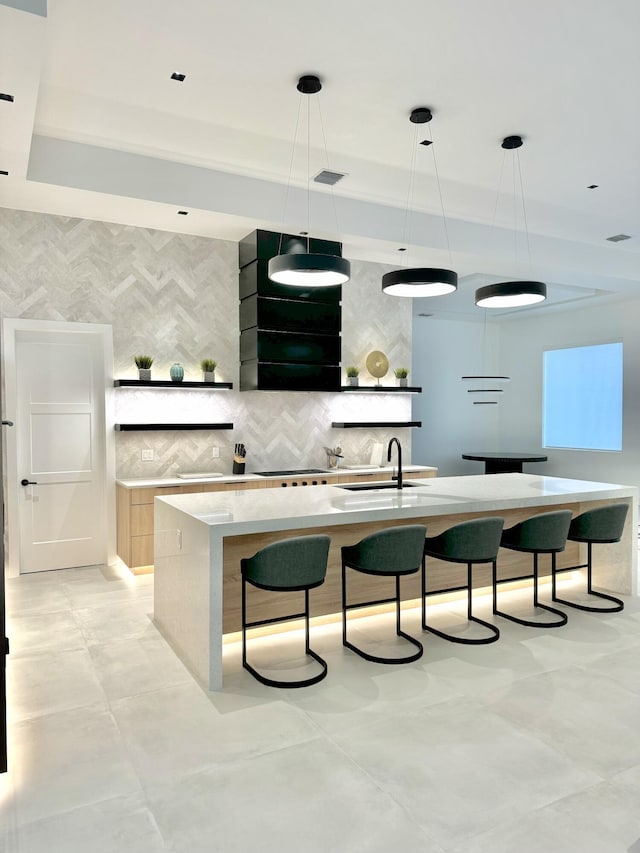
left=268, top=75, right=350, bottom=288
left=382, top=107, right=458, bottom=297
left=475, top=136, right=546, bottom=308
left=461, top=310, right=511, bottom=403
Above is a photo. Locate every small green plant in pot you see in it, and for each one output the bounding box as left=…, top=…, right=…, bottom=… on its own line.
left=134, top=355, right=153, bottom=381
left=394, top=367, right=409, bottom=387
left=201, top=358, right=217, bottom=383
left=345, top=366, right=359, bottom=387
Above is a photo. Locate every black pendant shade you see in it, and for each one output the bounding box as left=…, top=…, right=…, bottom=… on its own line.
left=268, top=252, right=350, bottom=287
left=475, top=280, right=547, bottom=308
left=382, top=267, right=458, bottom=297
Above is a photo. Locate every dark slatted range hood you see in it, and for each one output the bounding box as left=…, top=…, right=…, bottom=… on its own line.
left=239, top=229, right=343, bottom=392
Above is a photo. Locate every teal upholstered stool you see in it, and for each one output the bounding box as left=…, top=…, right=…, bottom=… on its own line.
left=552, top=503, right=628, bottom=613
left=422, top=517, right=504, bottom=644
left=341, top=525, right=426, bottom=664
left=241, top=535, right=330, bottom=688
left=494, top=510, right=572, bottom=628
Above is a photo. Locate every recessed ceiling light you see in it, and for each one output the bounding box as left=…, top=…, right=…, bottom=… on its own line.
left=177, top=210, right=188, bottom=215
left=587, top=184, right=598, bottom=189
left=0, top=93, right=14, bottom=103
left=0, top=170, right=8, bottom=176
left=171, top=72, right=186, bottom=82
left=606, top=234, right=632, bottom=242
left=419, top=139, right=433, bottom=146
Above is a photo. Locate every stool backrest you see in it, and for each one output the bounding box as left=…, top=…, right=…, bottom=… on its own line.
left=427, top=517, right=505, bottom=562
left=568, top=502, right=628, bottom=544
left=346, top=525, right=427, bottom=572
left=242, top=535, right=330, bottom=589
left=502, top=510, right=572, bottom=553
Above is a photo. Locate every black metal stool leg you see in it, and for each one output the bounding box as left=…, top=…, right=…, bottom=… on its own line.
left=342, top=563, right=422, bottom=664
left=494, top=553, right=567, bottom=628
left=242, top=577, right=248, bottom=669
left=552, top=542, right=624, bottom=612
left=242, top=582, right=328, bottom=689
left=423, top=559, right=499, bottom=644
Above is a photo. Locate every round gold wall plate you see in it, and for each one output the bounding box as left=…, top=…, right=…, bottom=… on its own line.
left=366, top=350, right=389, bottom=380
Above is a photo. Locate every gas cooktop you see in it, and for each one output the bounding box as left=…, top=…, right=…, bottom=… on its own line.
left=255, top=469, right=327, bottom=477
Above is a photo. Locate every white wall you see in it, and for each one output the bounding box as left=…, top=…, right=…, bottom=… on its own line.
left=413, top=295, right=640, bottom=488
left=498, top=297, right=640, bottom=490
left=412, top=315, right=501, bottom=475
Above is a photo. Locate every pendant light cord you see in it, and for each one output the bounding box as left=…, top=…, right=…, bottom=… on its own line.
left=316, top=92, right=343, bottom=253
left=401, top=123, right=419, bottom=259
left=277, top=92, right=303, bottom=258
left=306, top=91, right=311, bottom=248
left=427, top=123, right=454, bottom=267
left=491, top=149, right=507, bottom=228
left=516, top=149, right=533, bottom=267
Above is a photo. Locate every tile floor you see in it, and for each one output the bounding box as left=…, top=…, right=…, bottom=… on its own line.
left=1, top=563, right=639, bottom=852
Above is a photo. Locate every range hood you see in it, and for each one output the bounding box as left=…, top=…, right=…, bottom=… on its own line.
left=239, top=229, right=343, bottom=392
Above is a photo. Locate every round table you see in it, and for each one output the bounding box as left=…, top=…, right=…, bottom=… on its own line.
left=462, top=452, right=548, bottom=474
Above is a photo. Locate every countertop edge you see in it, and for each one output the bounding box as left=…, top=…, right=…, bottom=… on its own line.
left=117, top=465, right=437, bottom=489
left=153, top=475, right=638, bottom=536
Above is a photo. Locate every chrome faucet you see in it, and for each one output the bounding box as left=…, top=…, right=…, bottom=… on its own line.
left=387, top=437, right=403, bottom=489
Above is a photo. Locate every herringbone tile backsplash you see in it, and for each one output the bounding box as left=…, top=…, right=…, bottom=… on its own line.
left=0, top=209, right=414, bottom=477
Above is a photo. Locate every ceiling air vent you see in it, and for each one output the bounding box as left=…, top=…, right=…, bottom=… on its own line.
left=313, top=170, right=346, bottom=186
left=606, top=234, right=632, bottom=242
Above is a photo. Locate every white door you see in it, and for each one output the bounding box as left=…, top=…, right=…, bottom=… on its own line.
left=16, top=330, right=107, bottom=573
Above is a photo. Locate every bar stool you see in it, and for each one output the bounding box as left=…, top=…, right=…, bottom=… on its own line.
left=552, top=503, right=628, bottom=613
left=241, top=534, right=331, bottom=688
left=494, top=510, right=572, bottom=628
left=422, top=517, right=504, bottom=645
left=342, top=525, right=426, bottom=664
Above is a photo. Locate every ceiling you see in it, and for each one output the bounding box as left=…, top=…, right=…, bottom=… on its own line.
left=1, top=0, right=639, bottom=318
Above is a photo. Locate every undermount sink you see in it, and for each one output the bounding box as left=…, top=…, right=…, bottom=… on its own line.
left=338, top=482, right=423, bottom=492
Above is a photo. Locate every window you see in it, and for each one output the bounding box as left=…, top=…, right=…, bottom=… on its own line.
left=543, top=342, right=623, bottom=451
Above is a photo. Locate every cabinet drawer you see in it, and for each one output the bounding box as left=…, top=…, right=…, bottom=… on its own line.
left=131, top=503, right=154, bottom=536
left=131, top=535, right=154, bottom=568
left=130, top=484, right=203, bottom=505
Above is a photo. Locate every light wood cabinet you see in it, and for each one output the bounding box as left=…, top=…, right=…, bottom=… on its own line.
left=116, top=469, right=436, bottom=572
left=117, top=479, right=267, bottom=571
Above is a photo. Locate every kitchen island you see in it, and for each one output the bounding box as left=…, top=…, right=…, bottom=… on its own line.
left=153, top=473, right=638, bottom=690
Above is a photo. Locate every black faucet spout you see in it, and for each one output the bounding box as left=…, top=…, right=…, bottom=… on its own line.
left=387, top=437, right=403, bottom=490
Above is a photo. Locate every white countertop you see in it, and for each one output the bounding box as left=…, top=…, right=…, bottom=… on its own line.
left=116, top=464, right=436, bottom=489
left=155, top=473, right=638, bottom=536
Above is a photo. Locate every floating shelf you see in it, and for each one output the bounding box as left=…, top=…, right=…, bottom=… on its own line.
left=115, top=423, right=234, bottom=431
left=114, top=380, right=233, bottom=389
left=340, top=386, right=422, bottom=393
left=332, top=421, right=422, bottom=429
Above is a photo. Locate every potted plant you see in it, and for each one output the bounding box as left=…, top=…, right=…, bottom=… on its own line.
left=134, top=355, right=153, bottom=381
left=345, top=366, right=359, bottom=387
left=201, top=358, right=217, bottom=383
left=394, top=367, right=409, bottom=388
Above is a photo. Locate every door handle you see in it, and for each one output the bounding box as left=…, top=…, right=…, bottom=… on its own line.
left=21, top=479, right=38, bottom=486
left=2, top=420, right=13, bottom=426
